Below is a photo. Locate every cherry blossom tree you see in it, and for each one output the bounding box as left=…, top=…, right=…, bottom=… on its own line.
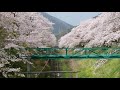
left=58, top=12, right=120, bottom=71
left=59, top=12, right=120, bottom=48
left=0, top=12, right=56, bottom=77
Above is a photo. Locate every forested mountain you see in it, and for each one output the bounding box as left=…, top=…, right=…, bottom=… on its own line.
left=41, top=12, right=74, bottom=39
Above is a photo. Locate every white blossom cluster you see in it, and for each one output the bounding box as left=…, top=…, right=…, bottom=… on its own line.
left=59, top=12, right=120, bottom=48
left=0, top=49, right=21, bottom=77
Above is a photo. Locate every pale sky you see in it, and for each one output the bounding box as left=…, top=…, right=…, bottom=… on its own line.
left=46, top=12, right=100, bottom=26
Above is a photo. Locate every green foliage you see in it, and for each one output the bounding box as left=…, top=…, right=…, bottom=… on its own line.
left=94, top=59, right=120, bottom=78
left=76, top=59, right=120, bottom=78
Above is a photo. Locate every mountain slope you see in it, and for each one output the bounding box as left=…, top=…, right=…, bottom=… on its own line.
left=41, top=12, right=74, bottom=39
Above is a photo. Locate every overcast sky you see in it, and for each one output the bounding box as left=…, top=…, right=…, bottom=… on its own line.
left=46, top=12, right=100, bottom=26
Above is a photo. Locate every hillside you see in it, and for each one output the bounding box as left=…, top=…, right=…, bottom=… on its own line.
left=41, top=12, right=74, bottom=39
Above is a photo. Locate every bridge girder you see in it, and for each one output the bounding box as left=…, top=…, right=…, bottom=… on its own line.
left=17, top=48, right=120, bottom=59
